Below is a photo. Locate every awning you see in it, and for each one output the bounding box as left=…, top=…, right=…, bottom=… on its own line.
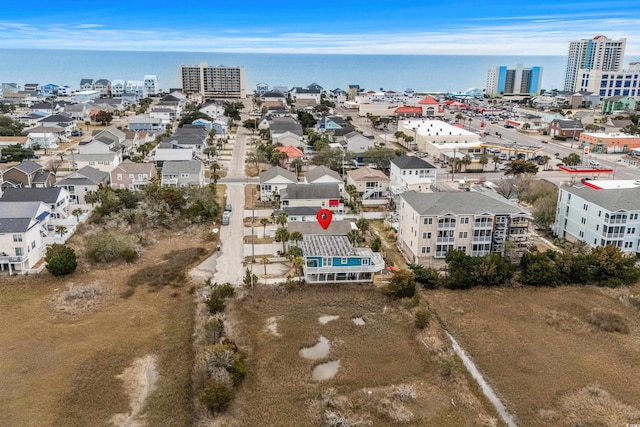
left=442, top=151, right=465, bottom=159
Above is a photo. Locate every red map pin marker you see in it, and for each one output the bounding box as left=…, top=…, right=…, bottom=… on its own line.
left=317, top=209, right=332, bottom=229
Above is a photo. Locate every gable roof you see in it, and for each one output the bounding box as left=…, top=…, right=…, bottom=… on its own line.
left=281, top=183, right=340, bottom=200
left=268, top=117, right=303, bottom=136
left=0, top=187, right=65, bottom=203
left=391, top=154, right=436, bottom=169
left=259, top=166, right=297, bottom=183
left=274, top=145, right=304, bottom=158
left=10, top=160, right=43, bottom=175
left=419, top=95, right=439, bottom=105
left=305, top=165, right=342, bottom=183
left=0, top=201, right=48, bottom=233
left=348, top=167, right=389, bottom=182
left=113, top=159, right=156, bottom=175
left=161, top=160, right=202, bottom=174
left=56, top=166, right=109, bottom=186
left=401, top=190, right=527, bottom=216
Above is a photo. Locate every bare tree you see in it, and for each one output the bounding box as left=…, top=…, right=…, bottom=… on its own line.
left=495, top=179, right=517, bottom=200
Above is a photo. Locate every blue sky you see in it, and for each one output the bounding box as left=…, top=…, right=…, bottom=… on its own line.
left=1, top=0, right=639, bottom=55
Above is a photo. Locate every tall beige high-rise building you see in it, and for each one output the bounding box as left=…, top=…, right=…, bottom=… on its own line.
left=179, top=62, right=246, bottom=99
left=564, top=35, right=626, bottom=92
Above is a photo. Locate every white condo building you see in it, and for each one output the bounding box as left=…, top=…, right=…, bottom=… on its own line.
left=398, top=191, right=530, bottom=264
left=555, top=181, right=640, bottom=253
left=144, top=75, right=160, bottom=96
left=575, top=62, right=640, bottom=98
left=564, top=35, right=627, bottom=92
left=179, top=62, right=246, bottom=99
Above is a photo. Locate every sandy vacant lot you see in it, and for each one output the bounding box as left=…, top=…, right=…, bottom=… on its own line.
left=427, top=284, right=640, bottom=426
left=0, top=228, right=214, bottom=426
left=217, top=283, right=501, bottom=426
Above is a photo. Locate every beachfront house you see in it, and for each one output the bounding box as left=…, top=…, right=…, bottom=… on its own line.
left=55, top=166, right=109, bottom=204
left=160, top=160, right=204, bottom=187
left=1, top=160, right=55, bottom=189
left=0, top=201, right=50, bottom=275
left=0, top=187, right=71, bottom=220
left=300, top=235, right=385, bottom=283
left=110, top=160, right=157, bottom=191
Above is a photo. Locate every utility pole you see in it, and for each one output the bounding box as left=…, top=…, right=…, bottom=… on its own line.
left=251, top=200, right=255, bottom=289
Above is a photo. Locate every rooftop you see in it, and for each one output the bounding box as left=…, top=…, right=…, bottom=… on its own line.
left=300, top=235, right=360, bottom=257
left=401, top=190, right=528, bottom=216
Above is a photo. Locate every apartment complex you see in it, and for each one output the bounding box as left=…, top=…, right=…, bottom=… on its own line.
left=486, top=64, right=543, bottom=95
left=554, top=181, right=640, bottom=253
left=564, top=35, right=627, bottom=92
left=179, top=62, right=246, bottom=99
left=398, top=191, right=530, bottom=264
left=575, top=62, right=640, bottom=98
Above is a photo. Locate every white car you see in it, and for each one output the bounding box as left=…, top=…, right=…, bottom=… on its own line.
left=589, top=160, right=600, bottom=167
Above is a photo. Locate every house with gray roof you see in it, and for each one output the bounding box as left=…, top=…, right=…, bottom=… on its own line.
left=548, top=119, right=583, bottom=140
left=161, top=124, right=207, bottom=154
left=1, top=160, right=54, bottom=190
left=110, top=160, right=157, bottom=191
left=56, top=166, right=109, bottom=204
left=0, top=201, right=51, bottom=275
left=389, top=154, right=437, bottom=198
left=304, top=165, right=344, bottom=194
left=0, top=186, right=71, bottom=219
left=398, top=190, right=530, bottom=264
left=280, top=183, right=343, bottom=213
left=555, top=181, right=640, bottom=253
left=342, top=131, right=375, bottom=153
left=268, top=117, right=303, bottom=138
left=299, top=235, right=384, bottom=283
left=259, top=166, right=298, bottom=201
left=79, top=79, right=94, bottom=90
left=160, top=160, right=204, bottom=187
left=79, top=125, right=127, bottom=158
left=128, top=115, right=163, bottom=133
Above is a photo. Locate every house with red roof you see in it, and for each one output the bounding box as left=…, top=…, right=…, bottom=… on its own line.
left=274, top=145, right=304, bottom=169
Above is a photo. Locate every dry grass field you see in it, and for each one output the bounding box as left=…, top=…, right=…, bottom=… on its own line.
left=0, top=227, right=216, bottom=426
left=215, top=283, right=503, bottom=426
left=426, top=284, right=640, bottom=426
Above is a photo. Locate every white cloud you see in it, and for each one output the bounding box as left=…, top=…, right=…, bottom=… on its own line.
left=0, top=17, right=639, bottom=56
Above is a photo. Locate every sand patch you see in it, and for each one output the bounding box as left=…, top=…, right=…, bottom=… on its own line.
left=352, top=317, right=366, bottom=326
left=110, top=355, right=158, bottom=427
left=265, top=316, right=281, bottom=337
left=318, top=315, right=339, bottom=325
left=312, top=360, right=340, bottom=381
left=300, top=336, right=331, bottom=360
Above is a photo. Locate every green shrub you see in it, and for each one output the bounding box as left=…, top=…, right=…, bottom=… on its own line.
left=211, top=283, right=235, bottom=299
left=205, top=318, right=225, bottom=344
left=414, top=307, right=431, bottom=330
left=207, top=295, right=226, bottom=314
left=44, top=244, right=78, bottom=276
left=383, top=270, right=416, bottom=299
left=200, top=380, right=234, bottom=414
left=227, top=352, right=247, bottom=386
left=86, top=231, right=138, bottom=263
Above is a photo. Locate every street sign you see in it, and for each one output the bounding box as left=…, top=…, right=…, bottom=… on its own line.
left=584, top=146, right=590, bottom=155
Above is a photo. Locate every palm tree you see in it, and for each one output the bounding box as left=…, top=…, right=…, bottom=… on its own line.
left=460, top=154, right=473, bottom=172
left=261, top=255, right=270, bottom=276
left=72, top=208, right=83, bottom=222
left=275, top=227, right=290, bottom=255
left=275, top=212, right=288, bottom=227
left=209, top=162, right=220, bottom=183
left=260, top=218, right=271, bottom=237
left=292, top=256, right=305, bottom=276
left=479, top=155, right=489, bottom=172
left=540, top=155, right=551, bottom=171
left=492, top=155, right=501, bottom=171
left=207, top=129, right=217, bottom=146
left=347, top=229, right=361, bottom=246
left=55, top=225, right=67, bottom=236
left=455, top=113, right=464, bottom=123
left=289, top=231, right=303, bottom=247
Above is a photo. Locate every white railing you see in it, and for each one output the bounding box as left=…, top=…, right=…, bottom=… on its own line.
left=0, top=254, right=27, bottom=263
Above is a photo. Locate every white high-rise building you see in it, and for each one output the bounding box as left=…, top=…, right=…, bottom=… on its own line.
left=143, top=75, right=160, bottom=97
left=179, top=62, right=246, bottom=99
left=564, top=35, right=626, bottom=92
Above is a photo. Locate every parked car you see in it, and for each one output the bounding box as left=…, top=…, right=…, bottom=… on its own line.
left=225, top=203, right=232, bottom=212
left=589, top=160, right=600, bottom=167
left=504, top=124, right=515, bottom=129
left=541, top=140, right=549, bottom=143
left=71, top=130, right=83, bottom=137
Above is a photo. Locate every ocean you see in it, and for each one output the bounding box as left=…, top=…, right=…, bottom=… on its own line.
left=1, top=48, right=631, bottom=95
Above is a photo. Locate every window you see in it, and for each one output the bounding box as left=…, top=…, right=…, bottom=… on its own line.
left=459, top=231, right=468, bottom=238
left=180, top=173, right=189, bottom=178
left=129, top=173, right=134, bottom=179
left=581, top=217, right=586, bottom=224
left=362, top=258, right=369, bottom=265
left=579, top=231, right=584, bottom=237
left=423, top=218, right=432, bottom=225
left=341, top=257, right=347, bottom=264
left=31, top=241, right=36, bottom=249
left=627, top=227, right=636, bottom=234
left=117, top=173, right=123, bottom=181
left=15, top=248, right=23, bottom=256
left=457, top=246, right=467, bottom=252
left=12, top=234, right=23, bottom=242
left=583, top=204, right=588, bottom=211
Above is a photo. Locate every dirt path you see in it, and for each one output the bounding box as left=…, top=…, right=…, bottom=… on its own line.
left=110, top=355, right=158, bottom=427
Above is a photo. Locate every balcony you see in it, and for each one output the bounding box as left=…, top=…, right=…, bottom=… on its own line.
left=471, top=237, right=492, bottom=243
left=0, top=253, right=27, bottom=263
left=602, top=232, right=624, bottom=239
left=436, top=237, right=455, bottom=244
left=304, top=255, right=385, bottom=275
left=437, top=222, right=456, bottom=229
left=162, top=178, right=178, bottom=186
